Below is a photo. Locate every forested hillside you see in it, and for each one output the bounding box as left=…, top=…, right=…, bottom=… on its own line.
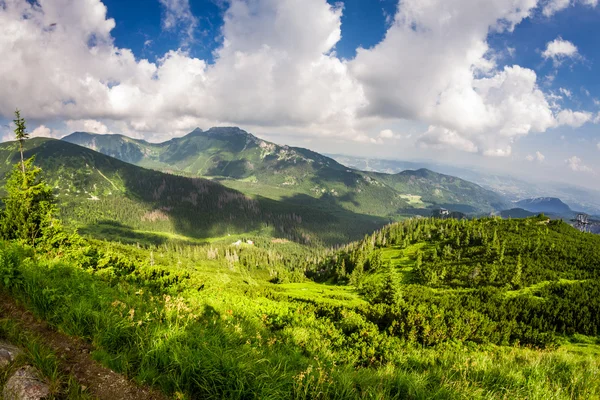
left=318, top=215, right=600, bottom=347
left=1, top=211, right=599, bottom=399
left=0, top=138, right=387, bottom=244
left=63, top=129, right=509, bottom=215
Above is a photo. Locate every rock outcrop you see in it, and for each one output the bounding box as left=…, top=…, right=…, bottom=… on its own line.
left=0, top=341, right=23, bottom=369
left=3, top=366, right=50, bottom=400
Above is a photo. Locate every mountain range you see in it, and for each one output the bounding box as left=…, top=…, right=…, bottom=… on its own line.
left=0, top=127, right=527, bottom=245
left=329, top=153, right=600, bottom=215
left=0, top=138, right=381, bottom=245
left=62, top=128, right=509, bottom=217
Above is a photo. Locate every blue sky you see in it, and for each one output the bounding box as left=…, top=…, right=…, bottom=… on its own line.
left=0, top=0, right=599, bottom=189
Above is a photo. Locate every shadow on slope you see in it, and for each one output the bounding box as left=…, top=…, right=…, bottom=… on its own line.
left=0, top=139, right=394, bottom=246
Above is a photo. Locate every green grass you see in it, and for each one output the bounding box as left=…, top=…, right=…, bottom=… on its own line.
left=0, top=318, right=92, bottom=399
left=1, top=216, right=600, bottom=398
left=274, top=282, right=366, bottom=307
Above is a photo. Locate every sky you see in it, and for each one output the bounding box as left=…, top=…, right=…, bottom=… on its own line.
left=0, top=0, right=599, bottom=188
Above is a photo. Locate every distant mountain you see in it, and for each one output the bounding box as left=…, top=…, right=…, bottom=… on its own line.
left=63, top=129, right=509, bottom=215
left=500, top=208, right=537, bottom=219
left=367, top=168, right=509, bottom=214
left=0, top=138, right=389, bottom=245
left=327, top=153, right=600, bottom=215
left=515, top=197, right=572, bottom=216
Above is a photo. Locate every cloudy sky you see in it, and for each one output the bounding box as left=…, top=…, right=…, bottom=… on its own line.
left=1, top=0, right=599, bottom=188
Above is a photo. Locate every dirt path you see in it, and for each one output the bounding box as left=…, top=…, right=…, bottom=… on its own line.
left=0, top=292, right=169, bottom=400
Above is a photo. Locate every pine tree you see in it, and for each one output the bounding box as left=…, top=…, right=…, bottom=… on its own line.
left=349, top=261, right=364, bottom=288
left=378, top=262, right=402, bottom=305
left=512, top=254, right=522, bottom=288
left=0, top=158, right=56, bottom=245
left=13, top=109, right=29, bottom=178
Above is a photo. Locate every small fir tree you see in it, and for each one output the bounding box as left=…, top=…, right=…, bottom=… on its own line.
left=13, top=109, right=29, bottom=178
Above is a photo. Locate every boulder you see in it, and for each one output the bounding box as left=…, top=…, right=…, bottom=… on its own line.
left=3, top=366, right=50, bottom=400
left=0, top=342, right=23, bottom=369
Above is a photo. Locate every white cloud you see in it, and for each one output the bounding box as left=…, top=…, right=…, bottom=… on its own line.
left=419, top=126, right=478, bottom=153
left=556, top=109, right=593, bottom=127
left=526, top=151, right=546, bottom=162
left=66, top=119, right=111, bottom=134
left=543, top=0, right=571, bottom=16
left=350, top=0, right=567, bottom=156
left=559, top=88, right=572, bottom=98
left=566, top=156, right=593, bottom=173
left=0, top=0, right=595, bottom=156
left=597, top=141, right=600, bottom=150
left=536, top=151, right=546, bottom=162
left=542, top=37, right=579, bottom=64
left=543, top=0, right=599, bottom=16
left=483, top=147, right=513, bottom=157
left=379, top=129, right=394, bottom=139
left=158, top=0, right=198, bottom=44
left=30, top=125, right=63, bottom=139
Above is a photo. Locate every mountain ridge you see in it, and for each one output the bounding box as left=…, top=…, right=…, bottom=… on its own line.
left=516, top=197, right=573, bottom=216
left=62, top=128, right=510, bottom=216
left=0, top=137, right=390, bottom=245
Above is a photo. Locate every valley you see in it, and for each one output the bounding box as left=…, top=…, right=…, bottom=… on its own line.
left=0, top=127, right=598, bottom=399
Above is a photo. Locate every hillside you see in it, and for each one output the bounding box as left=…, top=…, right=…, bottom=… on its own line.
left=500, top=208, right=537, bottom=219
left=63, top=129, right=509, bottom=215
left=367, top=168, right=509, bottom=213
left=1, top=214, right=600, bottom=399
left=516, top=197, right=573, bottom=216
left=0, top=138, right=387, bottom=244
left=320, top=215, right=600, bottom=346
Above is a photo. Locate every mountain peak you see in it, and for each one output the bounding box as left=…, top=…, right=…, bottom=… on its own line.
left=515, top=197, right=572, bottom=215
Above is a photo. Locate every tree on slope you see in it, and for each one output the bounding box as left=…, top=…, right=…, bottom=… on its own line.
left=378, top=262, right=403, bottom=305
left=13, top=109, right=29, bottom=178
left=0, top=112, right=58, bottom=246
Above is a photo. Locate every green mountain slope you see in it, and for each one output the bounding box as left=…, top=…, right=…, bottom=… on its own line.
left=0, top=138, right=388, bottom=244
left=367, top=168, right=510, bottom=213
left=63, top=128, right=509, bottom=215
left=318, top=215, right=600, bottom=347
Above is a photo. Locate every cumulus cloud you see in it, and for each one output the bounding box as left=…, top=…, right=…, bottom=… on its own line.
left=159, top=0, right=198, bottom=44
left=556, top=109, right=593, bottom=127
left=526, top=151, right=546, bottom=162
left=350, top=0, right=570, bottom=156
left=566, top=156, right=593, bottom=173
left=66, top=119, right=111, bottom=134
left=542, top=0, right=571, bottom=16
left=419, top=126, right=478, bottom=153
left=30, top=125, right=63, bottom=139
left=543, top=0, right=599, bottom=16
left=542, top=37, right=579, bottom=65
left=0, top=0, right=363, bottom=140
left=379, top=129, right=394, bottom=139
left=0, top=0, right=595, bottom=156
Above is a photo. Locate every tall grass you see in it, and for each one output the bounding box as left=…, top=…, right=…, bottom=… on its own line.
left=0, top=318, right=92, bottom=399
left=0, top=242, right=599, bottom=399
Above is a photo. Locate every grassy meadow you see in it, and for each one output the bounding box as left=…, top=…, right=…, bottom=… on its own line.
left=1, top=216, right=599, bottom=399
